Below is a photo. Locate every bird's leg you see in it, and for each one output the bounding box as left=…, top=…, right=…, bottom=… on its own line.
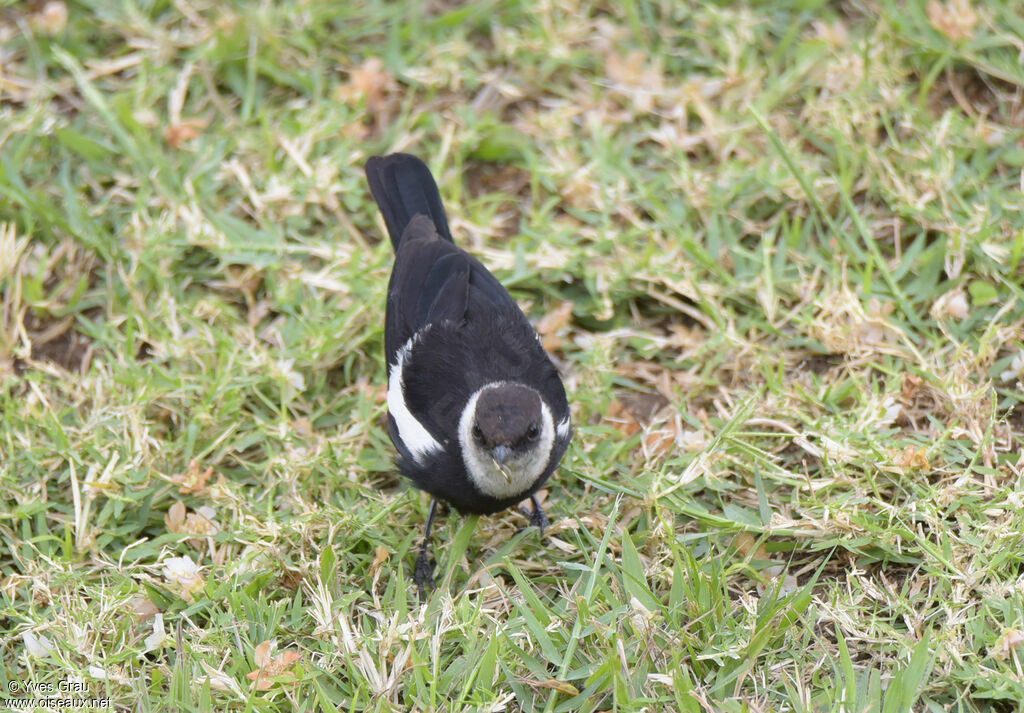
left=528, top=495, right=548, bottom=533
left=413, top=498, right=438, bottom=601
left=518, top=495, right=548, bottom=535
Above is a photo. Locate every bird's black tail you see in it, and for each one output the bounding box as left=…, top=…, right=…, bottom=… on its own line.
left=365, top=153, right=453, bottom=249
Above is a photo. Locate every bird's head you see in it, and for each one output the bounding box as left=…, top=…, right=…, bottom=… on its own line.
left=458, top=382, right=555, bottom=499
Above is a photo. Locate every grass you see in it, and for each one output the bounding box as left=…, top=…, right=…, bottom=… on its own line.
left=2, top=0, right=1023, bottom=710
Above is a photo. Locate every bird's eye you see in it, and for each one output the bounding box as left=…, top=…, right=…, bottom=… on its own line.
left=472, top=425, right=484, bottom=442
left=527, top=423, right=539, bottom=439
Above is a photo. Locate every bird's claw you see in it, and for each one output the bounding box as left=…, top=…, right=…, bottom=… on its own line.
left=414, top=548, right=435, bottom=602
left=517, top=502, right=548, bottom=536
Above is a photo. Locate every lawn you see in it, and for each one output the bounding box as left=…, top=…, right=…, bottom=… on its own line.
left=2, top=0, right=1024, bottom=710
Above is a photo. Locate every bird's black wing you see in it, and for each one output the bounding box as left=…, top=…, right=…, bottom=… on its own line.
left=384, top=220, right=520, bottom=361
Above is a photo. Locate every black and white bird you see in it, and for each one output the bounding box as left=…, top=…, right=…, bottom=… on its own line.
left=365, top=153, right=572, bottom=595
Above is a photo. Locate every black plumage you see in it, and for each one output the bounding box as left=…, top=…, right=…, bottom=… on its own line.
left=365, top=153, right=572, bottom=594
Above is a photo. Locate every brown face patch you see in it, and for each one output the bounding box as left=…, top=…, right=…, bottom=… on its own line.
left=473, top=384, right=542, bottom=448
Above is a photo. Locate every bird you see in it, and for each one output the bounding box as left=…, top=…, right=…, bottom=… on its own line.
left=364, top=153, right=572, bottom=597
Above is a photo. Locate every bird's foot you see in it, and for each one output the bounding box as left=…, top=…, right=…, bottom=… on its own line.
left=413, top=547, right=435, bottom=602
left=517, top=501, right=548, bottom=536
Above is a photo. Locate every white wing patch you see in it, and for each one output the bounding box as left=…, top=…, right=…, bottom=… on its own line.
left=556, top=416, right=571, bottom=440
left=387, top=334, right=442, bottom=464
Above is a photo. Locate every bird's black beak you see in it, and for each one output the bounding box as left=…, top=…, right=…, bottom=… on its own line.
left=490, top=445, right=512, bottom=483
left=492, top=445, right=511, bottom=465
